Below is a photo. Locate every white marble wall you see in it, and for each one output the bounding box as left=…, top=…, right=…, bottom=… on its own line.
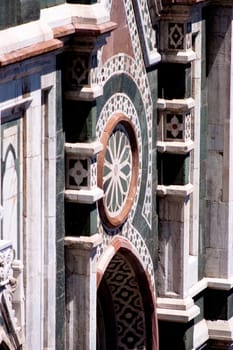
left=206, top=7, right=233, bottom=281
left=0, top=64, right=57, bottom=349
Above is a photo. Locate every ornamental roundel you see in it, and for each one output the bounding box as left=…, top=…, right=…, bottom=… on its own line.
left=98, top=114, right=139, bottom=228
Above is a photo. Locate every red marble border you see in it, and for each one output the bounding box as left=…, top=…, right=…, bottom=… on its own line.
left=0, top=39, right=62, bottom=67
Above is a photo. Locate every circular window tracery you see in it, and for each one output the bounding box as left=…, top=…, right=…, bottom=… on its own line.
left=98, top=114, right=139, bottom=228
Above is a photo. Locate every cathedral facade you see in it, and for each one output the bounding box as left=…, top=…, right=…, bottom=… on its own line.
left=0, top=0, right=233, bottom=349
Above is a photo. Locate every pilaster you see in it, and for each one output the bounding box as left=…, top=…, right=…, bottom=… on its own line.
left=157, top=3, right=198, bottom=323
left=64, top=234, right=102, bottom=350
left=203, top=4, right=233, bottom=349
left=63, top=18, right=116, bottom=236
left=205, top=4, right=233, bottom=282
left=62, top=8, right=116, bottom=350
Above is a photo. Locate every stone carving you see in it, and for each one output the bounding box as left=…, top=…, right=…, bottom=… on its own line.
left=0, top=242, right=21, bottom=349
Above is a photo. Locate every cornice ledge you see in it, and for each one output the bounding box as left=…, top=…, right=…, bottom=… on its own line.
left=0, top=39, right=62, bottom=67
left=64, top=233, right=102, bottom=250
left=157, top=296, right=200, bottom=323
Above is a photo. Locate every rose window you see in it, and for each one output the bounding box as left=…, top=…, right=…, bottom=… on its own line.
left=98, top=114, right=139, bottom=228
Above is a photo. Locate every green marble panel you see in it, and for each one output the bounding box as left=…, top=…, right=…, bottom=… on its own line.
left=159, top=320, right=194, bottom=350
left=204, top=288, right=233, bottom=321
left=56, top=67, right=65, bottom=350
left=0, top=1, right=18, bottom=29
left=55, top=270, right=65, bottom=350
left=158, top=153, right=189, bottom=186
left=63, top=100, right=97, bottom=142
left=194, top=291, right=205, bottom=324
left=65, top=203, right=97, bottom=236
left=158, top=63, right=191, bottom=100
left=40, top=0, right=65, bottom=8
left=19, top=0, right=40, bottom=23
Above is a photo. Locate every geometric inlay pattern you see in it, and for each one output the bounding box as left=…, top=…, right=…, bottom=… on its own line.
left=102, top=0, right=157, bottom=61
left=184, top=111, right=192, bottom=140
left=68, top=159, right=88, bottom=187
left=66, top=54, right=89, bottom=89
left=168, top=23, right=185, bottom=50
left=165, top=114, right=183, bottom=140
left=164, top=111, right=192, bottom=142
left=96, top=221, right=155, bottom=290
left=104, top=253, right=146, bottom=349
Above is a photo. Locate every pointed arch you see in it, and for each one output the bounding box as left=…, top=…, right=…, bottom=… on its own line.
left=97, top=236, right=158, bottom=350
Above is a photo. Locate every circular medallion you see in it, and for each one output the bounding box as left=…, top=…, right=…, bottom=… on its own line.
left=98, top=114, right=139, bottom=228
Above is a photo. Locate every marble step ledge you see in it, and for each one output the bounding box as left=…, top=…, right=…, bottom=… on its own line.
left=157, top=97, right=195, bottom=112
left=64, top=233, right=102, bottom=251
left=156, top=183, right=194, bottom=197
left=207, top=317, right=233, bottom=342
left=65, top=84, right=103, bottom=101
left=161, top=50, right=196, bottom=64
left=189, top=277, right=233, bottom=298
left=65, top=140, right=103, bottom=158
left=157, top=296, right=200, bottom=323
left=41, top=3, right=112, bottom=28
left=65, top=187, right=103, bottom=204
left=157, top=140, right=194, bottom=154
